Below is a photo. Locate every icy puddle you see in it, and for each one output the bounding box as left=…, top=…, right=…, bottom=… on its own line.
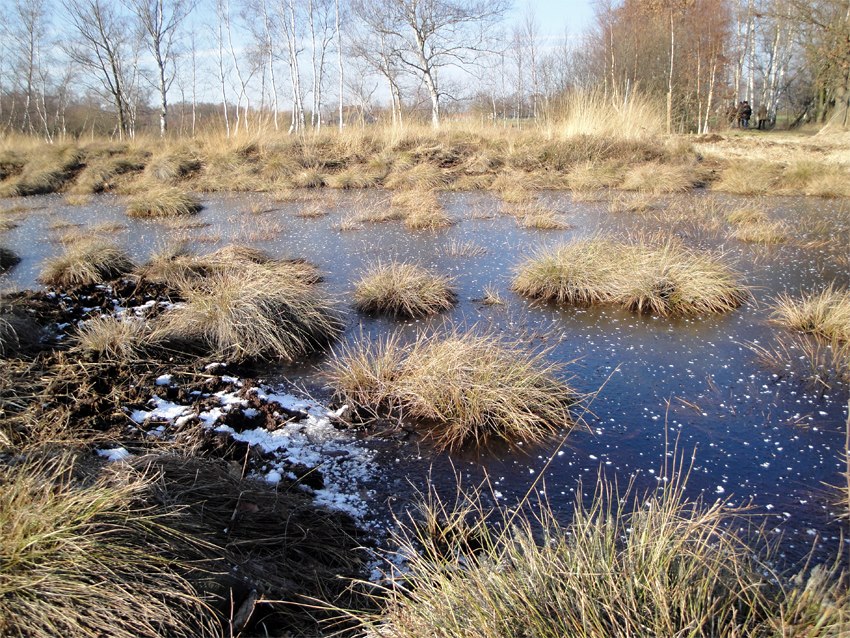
left=3, top=189, right=849, bottom=564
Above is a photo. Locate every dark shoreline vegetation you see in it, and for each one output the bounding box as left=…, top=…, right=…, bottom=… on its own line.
left=2, top=130, right=850, bottom=636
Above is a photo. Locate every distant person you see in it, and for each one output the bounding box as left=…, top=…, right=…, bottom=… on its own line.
left=738, top=101, right=752, bottom=128
left=757, top=104, right=769, bottom=130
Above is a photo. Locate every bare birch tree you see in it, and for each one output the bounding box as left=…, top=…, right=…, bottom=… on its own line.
left=124, top=0, right=196, bottom=137
left=62, top=0, right=135, bottom=139
left=353, top=0, right=508, bottom=128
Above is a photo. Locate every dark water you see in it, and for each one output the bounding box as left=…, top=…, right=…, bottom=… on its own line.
left=2, top=189, right=849, bottom=564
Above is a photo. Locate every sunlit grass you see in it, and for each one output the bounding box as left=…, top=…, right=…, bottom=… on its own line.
left=39, top=240, right=134, bottom=287
left=327, top=328, right=576, bottom=450
left=354, top=460, right=850, bottom=638
left=512, top=236, right=747, bottom=316
left=353, top=262, right=456, bottom=318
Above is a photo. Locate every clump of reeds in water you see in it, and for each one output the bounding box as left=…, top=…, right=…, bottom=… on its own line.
left=771, top=286, right=850, bottom=344
left=151, top=253, right=341, bottom=362
left=39, top=240, right=134, bottom=287
left=511, top=236, right=747, bottom=316
left=356, top=457, right=850, bottom=638
left=391, top=190, right=454, bottom=230
left=126, top=184, right=202, bottom=218
left=326, top=328, right=576, bottom=450
left=0, top=246, right=20, bottom=273
left=354, top=262, right=456, bottom=318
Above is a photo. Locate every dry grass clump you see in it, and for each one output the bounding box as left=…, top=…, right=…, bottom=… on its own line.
left=510, top=203, right=571, bottom=230
left=567, top=160, right=624, bottom=191
left=359, top=465, right=850, bottom=638
left=0, top=145, right=82, bottom=197
left=490, top=171, right=539, bottom=204
left=391, top=190, right=454, bottom=230
left=481, top=285, right=505, bottom=305
left=73, top=316, right=151, bottom=361
left=512, top=237, right=747, bottom=316
left=353, top=262, right=456, bottom=318
left=805, top=173, right=850, bottom=198
left=71, top=151, right=146, bottom=194
left=384, top=162, right=447, bottom=191
left=0, top=246, right=20, bottom=273
left=327, top=329, right=576, bottom=450
left=39, top=240, right=134, bottom=287
left=712, top=161, right=782, bottom=195
left=138, top=244, right=320, bottom=290
left=727, top=205, right=768, bottom=225
left=729, top=219, right=789, bottom=244
left=609, top=192, right=657, bottom=213
left=0, top=456, right=218, bottom=638
left=144, top=146, right=201, bottom=183
left=152, top=259, right=341, bottom=362
left=771, top=286, right=850, bottom=344
left=291, top=167, right=325, bottom=188
left=127, top=184, right=202, bottom=218
left=444, top=239, right=486, bottom=257
left=296, top=201, right=330, bottom=218
left=620, top=162, right=696, bottom=193
left=325, top=166, right=385, bottom=189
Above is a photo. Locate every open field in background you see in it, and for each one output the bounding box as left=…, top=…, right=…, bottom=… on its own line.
left=2, top=101, right=850, bottom=636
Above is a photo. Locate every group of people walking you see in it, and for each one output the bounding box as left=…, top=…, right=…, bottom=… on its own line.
left=730, top=100, right=770, bottom=130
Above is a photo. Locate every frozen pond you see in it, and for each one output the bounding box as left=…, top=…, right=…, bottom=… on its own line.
left=2, top=189, right=849, bottom=564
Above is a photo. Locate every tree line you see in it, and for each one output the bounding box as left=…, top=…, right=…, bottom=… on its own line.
left=1, top=0, right=848, bottom=139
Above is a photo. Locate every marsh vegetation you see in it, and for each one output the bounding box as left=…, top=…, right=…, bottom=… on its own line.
left=1, top=130, right=849, bottom=636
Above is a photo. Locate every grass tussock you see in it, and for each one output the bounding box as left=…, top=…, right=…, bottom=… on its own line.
left=608, top=192, right=657, bottom=213
left=353, top=262, right=456, bottom=318
left=0, top=145, right=82, bottom=197
left=511, top=203, right=571, bottom=230
left=391, top=190, right=454, bottom=230
left=71, top=150, right=146, bottom=194
left=359, top=464, right=850, bottom=638
left=620, top=162, right=696, bottom=193
left=327, top=329, right=576, bottom=450
left=730, top=219, right=789, bottom=244
left=0, top=456, right=218, bottom=638
left=512, top=237, right=747, bottom=316
left=73, top=316, right=151, bottom=361
left=771, top=286, right=850, bottom=344
left=444, top=239, right=486, bottom=257
left=39, top=240, right=134, bottom=287
left=127, top=184, right=202, bottom=218
left=152, top=259, right=341, bottom=362
left=384, top=162, right=447, bottom=191
left=567, top=160, right=624, bottom=191
left=713, top=161, right=782, bottom=195
left=0, top=246, right=21, bottom=273
left=727, top=205, right=768, bottom=225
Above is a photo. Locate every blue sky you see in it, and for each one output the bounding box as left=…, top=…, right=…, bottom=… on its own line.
left=509, top=0, right=596, bottom=45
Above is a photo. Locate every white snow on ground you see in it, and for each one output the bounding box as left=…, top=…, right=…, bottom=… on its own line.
left=126, top=378, right=378, bottom=522
left=97, top=447, right=131, bottom=462
left=130, top=396, right=193, bottom=424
